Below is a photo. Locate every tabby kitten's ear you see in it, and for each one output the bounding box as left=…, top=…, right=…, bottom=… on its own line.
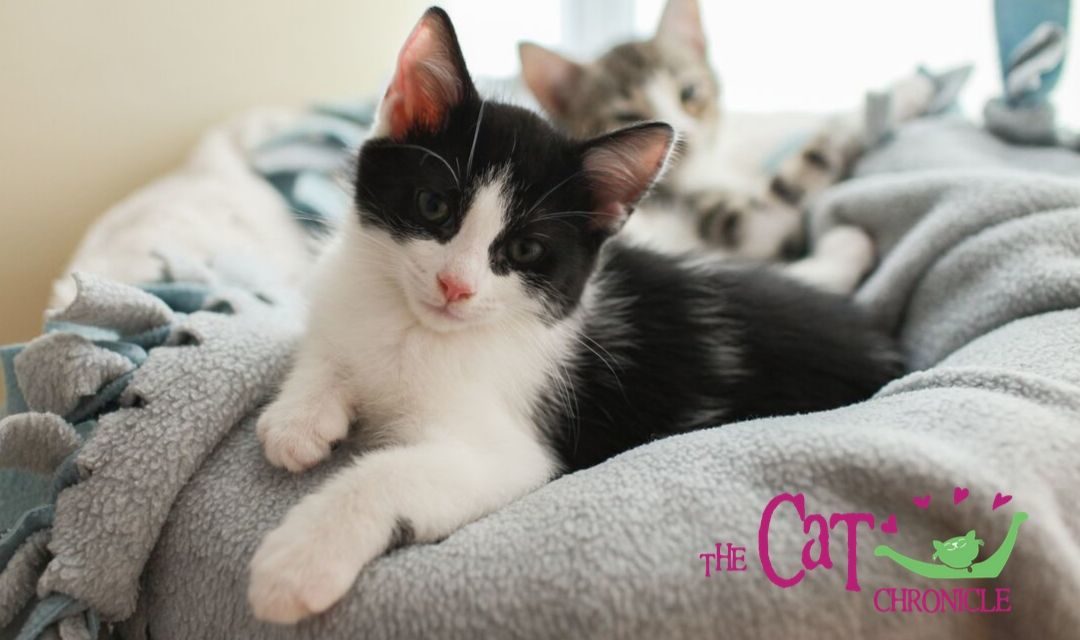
left=375, top=7, right=477, bottom=140
left=581, top=122, right=675, bottom=232
left=656, top=0, right=707, bottom=56
left=518, top=42, right=584, bottom=119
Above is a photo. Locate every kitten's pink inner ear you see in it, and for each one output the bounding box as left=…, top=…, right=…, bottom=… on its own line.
left=583, top=124, right=674, bottom=231
left=381, top=12, right=467, bottom=139
left=519, top=42, right=582, bottom=118
left=656, top=0, right=707, bottom=56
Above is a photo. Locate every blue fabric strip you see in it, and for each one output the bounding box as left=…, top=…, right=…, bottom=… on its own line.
left=50, top=454, right=84, bottom=501
left=0, top=506, right=53, bottom=568
left=42, top=323, right=118, bottom=342
left=139, top=282, right=210, bottom=315
left=14, top=593, right=86, bottom=640
left=252, top=100, right=375, bottom=233
left=117, top=325, right=172, bottom=351
left=94, top=341, right=148, bottom=367
left=1, top=344, right=28, bottom=417
left=0, top=472, right=50, bottom=535
left=66, top=372, right=134, bottom=426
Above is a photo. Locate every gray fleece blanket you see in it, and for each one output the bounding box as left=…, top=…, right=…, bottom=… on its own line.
left=2, top=116, right=1080, bottom=639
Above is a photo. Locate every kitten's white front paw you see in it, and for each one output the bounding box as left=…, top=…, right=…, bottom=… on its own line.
left=248, top=506, right=365, bottom=624
left=256, top=396, right=349, bottom=472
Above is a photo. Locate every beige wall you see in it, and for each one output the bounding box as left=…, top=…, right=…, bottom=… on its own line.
left=0, top=0, right=426, bottom=344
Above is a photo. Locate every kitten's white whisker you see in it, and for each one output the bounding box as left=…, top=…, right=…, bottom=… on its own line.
left=466, top=100, right=486, bottom=179
left=501, top=309, right=581, bottom=449
left=524, top=171, right=586, bottom=219
left=573, top=334, right=626, bottom=403
left=529, top=211, right=595, bottom=224
left=384, top=143, right=460, bottom=187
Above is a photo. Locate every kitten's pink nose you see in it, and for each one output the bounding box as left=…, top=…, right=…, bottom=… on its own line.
left=437, top=272, right=474, bottom=303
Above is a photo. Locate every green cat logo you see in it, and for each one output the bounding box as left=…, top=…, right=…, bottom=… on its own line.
left=874, top=512, right=1028, bottom=579
left=932, top=530, right=983, bottom=569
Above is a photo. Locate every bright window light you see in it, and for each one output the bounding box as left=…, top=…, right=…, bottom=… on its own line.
left=447, top=0, right=1078, bottom=124
left=635, top=0, right=1078, bottom=122
left=443, top=1, right=564, bottom=78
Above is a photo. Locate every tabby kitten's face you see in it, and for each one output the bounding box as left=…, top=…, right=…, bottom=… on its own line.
left=520, top=0, right=719, bottom=152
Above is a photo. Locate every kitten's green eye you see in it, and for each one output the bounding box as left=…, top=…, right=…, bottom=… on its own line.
left=508, top=238, right=546, bottom=265
left=614, top=111, right=646, bottom=124
left=416, top=189, right=450, bottom=223
left=680, top=83, right=698, bottom=104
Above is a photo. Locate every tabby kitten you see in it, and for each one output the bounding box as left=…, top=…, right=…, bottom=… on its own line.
left=520, top=0, right=938, bottom=292
left=248, top=7, right=902, bottom=623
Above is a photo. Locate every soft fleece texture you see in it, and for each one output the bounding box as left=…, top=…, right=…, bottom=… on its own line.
left=134, top=119, right=1080, bottom=637
left=2, top=116, right=1079, bottom=639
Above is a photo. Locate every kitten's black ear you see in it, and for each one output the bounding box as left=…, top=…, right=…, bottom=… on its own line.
left=581, top=122, right=675, bottom=233
left=656, top=0, right=707, bottom=56
left=375, top=7, right=477, bottom=140
left=518, top=42, right=583, bottom=119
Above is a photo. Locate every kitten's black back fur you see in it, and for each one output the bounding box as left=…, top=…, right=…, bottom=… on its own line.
left=542, top=243, right=904, bottom=471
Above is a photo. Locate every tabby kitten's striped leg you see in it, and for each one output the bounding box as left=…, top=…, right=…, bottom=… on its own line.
left=763, top=72, right=937, bottom=293
left=769, top=72, right=937, bottom=211
left=686, top=186, right=872, bottom=294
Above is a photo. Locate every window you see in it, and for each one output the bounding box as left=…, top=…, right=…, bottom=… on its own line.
left=447, top=0, right=1078, bottom=122
left=636, top=0, right=1078, bottom=121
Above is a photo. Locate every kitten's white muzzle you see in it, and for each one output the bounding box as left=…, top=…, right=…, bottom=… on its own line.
left=406, top=277, right=493, bottom=332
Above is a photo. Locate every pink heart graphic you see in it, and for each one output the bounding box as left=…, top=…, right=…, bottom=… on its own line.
left=953, top=487, right=969, bottom=505
left=881, top=514, right=898, bottom=534
left=992, top=492, right=1013, bottom=510
left=913, top=495, right=931, bottom=509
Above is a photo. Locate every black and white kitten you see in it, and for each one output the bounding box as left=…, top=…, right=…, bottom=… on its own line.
left=248, top=7, right=902, bottom=624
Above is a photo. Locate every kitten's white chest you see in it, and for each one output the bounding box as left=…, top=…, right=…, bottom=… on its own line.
left=343, top=320, right=568, bottom=444
left=309, top=236, right=571, bottom=441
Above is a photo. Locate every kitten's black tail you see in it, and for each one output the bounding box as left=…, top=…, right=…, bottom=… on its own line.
left=723, top=267, right=906, bottom=418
